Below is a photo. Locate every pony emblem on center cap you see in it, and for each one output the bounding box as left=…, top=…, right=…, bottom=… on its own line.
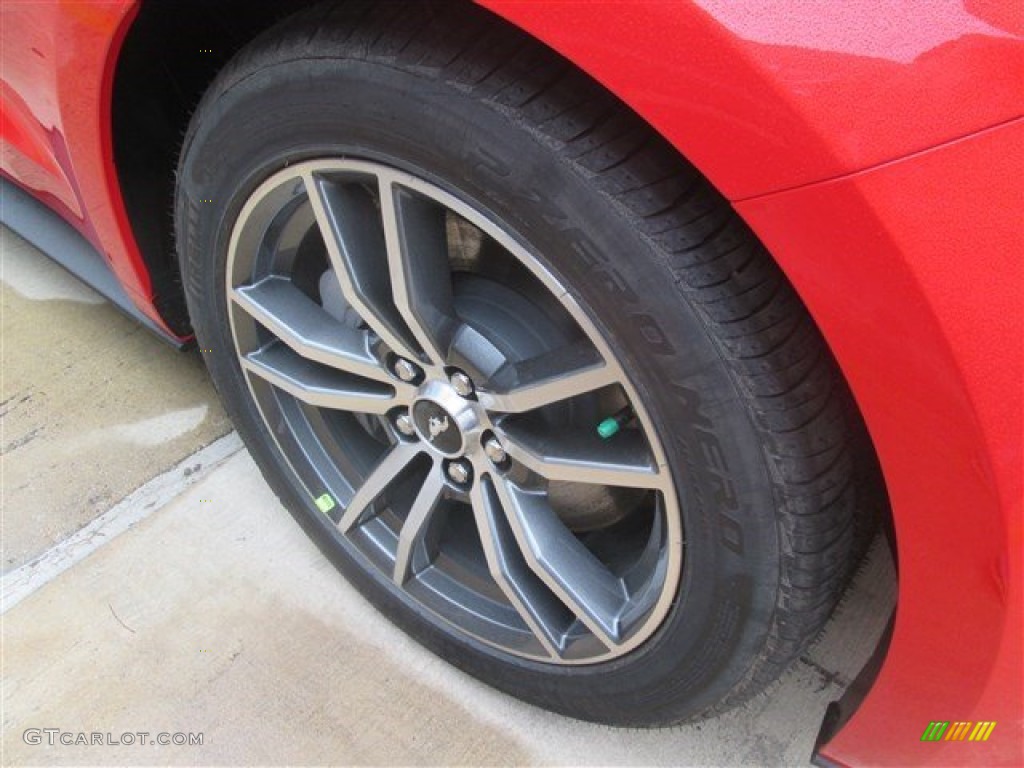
left=427, top=415, right=450, bottom=441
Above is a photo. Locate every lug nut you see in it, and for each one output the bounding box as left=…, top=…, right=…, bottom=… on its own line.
left=395, top=411, right=416, bottom=437
left=484, top=436, right=507, bottom=464
left=393, top=358, right=419, bottom=382
left=446, top=460, right=471, bottom=485
left=449, top=371, right=474, bottom=397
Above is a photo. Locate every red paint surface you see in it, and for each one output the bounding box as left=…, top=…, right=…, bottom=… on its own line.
left=480, top=0, right=1023, bottom=200
left=738, top=119, right=1023, bottom=766
left=2, top=2, right=1021, bottom=763
left=0, top=0, right=172, bottom=334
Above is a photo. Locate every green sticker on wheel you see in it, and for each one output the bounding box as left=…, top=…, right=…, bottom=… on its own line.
left=314, top=493, right=336, bottom=514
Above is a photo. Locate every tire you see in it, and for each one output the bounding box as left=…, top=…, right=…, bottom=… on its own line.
left=175, top=1, right=870, bottom=725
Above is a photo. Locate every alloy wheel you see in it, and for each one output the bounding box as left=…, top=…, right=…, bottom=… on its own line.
left=226, top=159, right=683, bottom=664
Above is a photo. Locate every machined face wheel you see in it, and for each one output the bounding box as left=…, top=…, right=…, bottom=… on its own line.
left=226, top=160, right=683, bottom=664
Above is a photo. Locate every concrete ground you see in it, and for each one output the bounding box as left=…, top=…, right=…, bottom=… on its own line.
left=1, top=227, right=231, bottom=571
left=1, top=226, right=896, bottom=766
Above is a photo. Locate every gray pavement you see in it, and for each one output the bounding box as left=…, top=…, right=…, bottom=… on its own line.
left=1, top=227, right=231, bottom=571
left=1, top=226, right=896, bottom=766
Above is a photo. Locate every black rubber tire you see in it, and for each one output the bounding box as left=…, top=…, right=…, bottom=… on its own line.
left=175, top=1, right=876, bottom=725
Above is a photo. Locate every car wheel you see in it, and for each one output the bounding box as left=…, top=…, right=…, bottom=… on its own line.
left=176, top=2, right=865, bottom=725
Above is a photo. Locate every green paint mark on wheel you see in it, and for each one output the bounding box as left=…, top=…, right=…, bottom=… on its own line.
left=314, top=493, right=336, bottom=514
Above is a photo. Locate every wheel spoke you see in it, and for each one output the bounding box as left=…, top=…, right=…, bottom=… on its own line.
left=339, top=441, right=424, bottom=532
left=303, top=171, right=421, bottom=362
left=476, top=342, right=617, bottom=413
left=498, top=421, right=664, bottom=489
left=379, top=177, right=460, bottom=367
left=469, top=475, right=572, bottom=658
left=232, top=276, right=404, bottom=387
left=241, top=343, right=400, bottom=414
left=392, top=464, right=447, bottom=585
left=492, top=477, right=627, bottom=648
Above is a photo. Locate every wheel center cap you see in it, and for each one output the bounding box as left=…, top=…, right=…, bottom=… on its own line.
left=411, top=381, right=478, bottom=457
left=413, top=400, right=463, bottom=455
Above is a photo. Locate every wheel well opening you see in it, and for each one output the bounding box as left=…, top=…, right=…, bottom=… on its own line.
left=111, top=0, right=323, bottom=336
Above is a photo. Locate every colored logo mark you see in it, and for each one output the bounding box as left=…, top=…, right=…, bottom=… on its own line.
left=921, top=721, right=996, bottom=742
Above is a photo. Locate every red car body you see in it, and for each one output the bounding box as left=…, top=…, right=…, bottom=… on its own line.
left=2, top=2, right=1021, bottom=765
